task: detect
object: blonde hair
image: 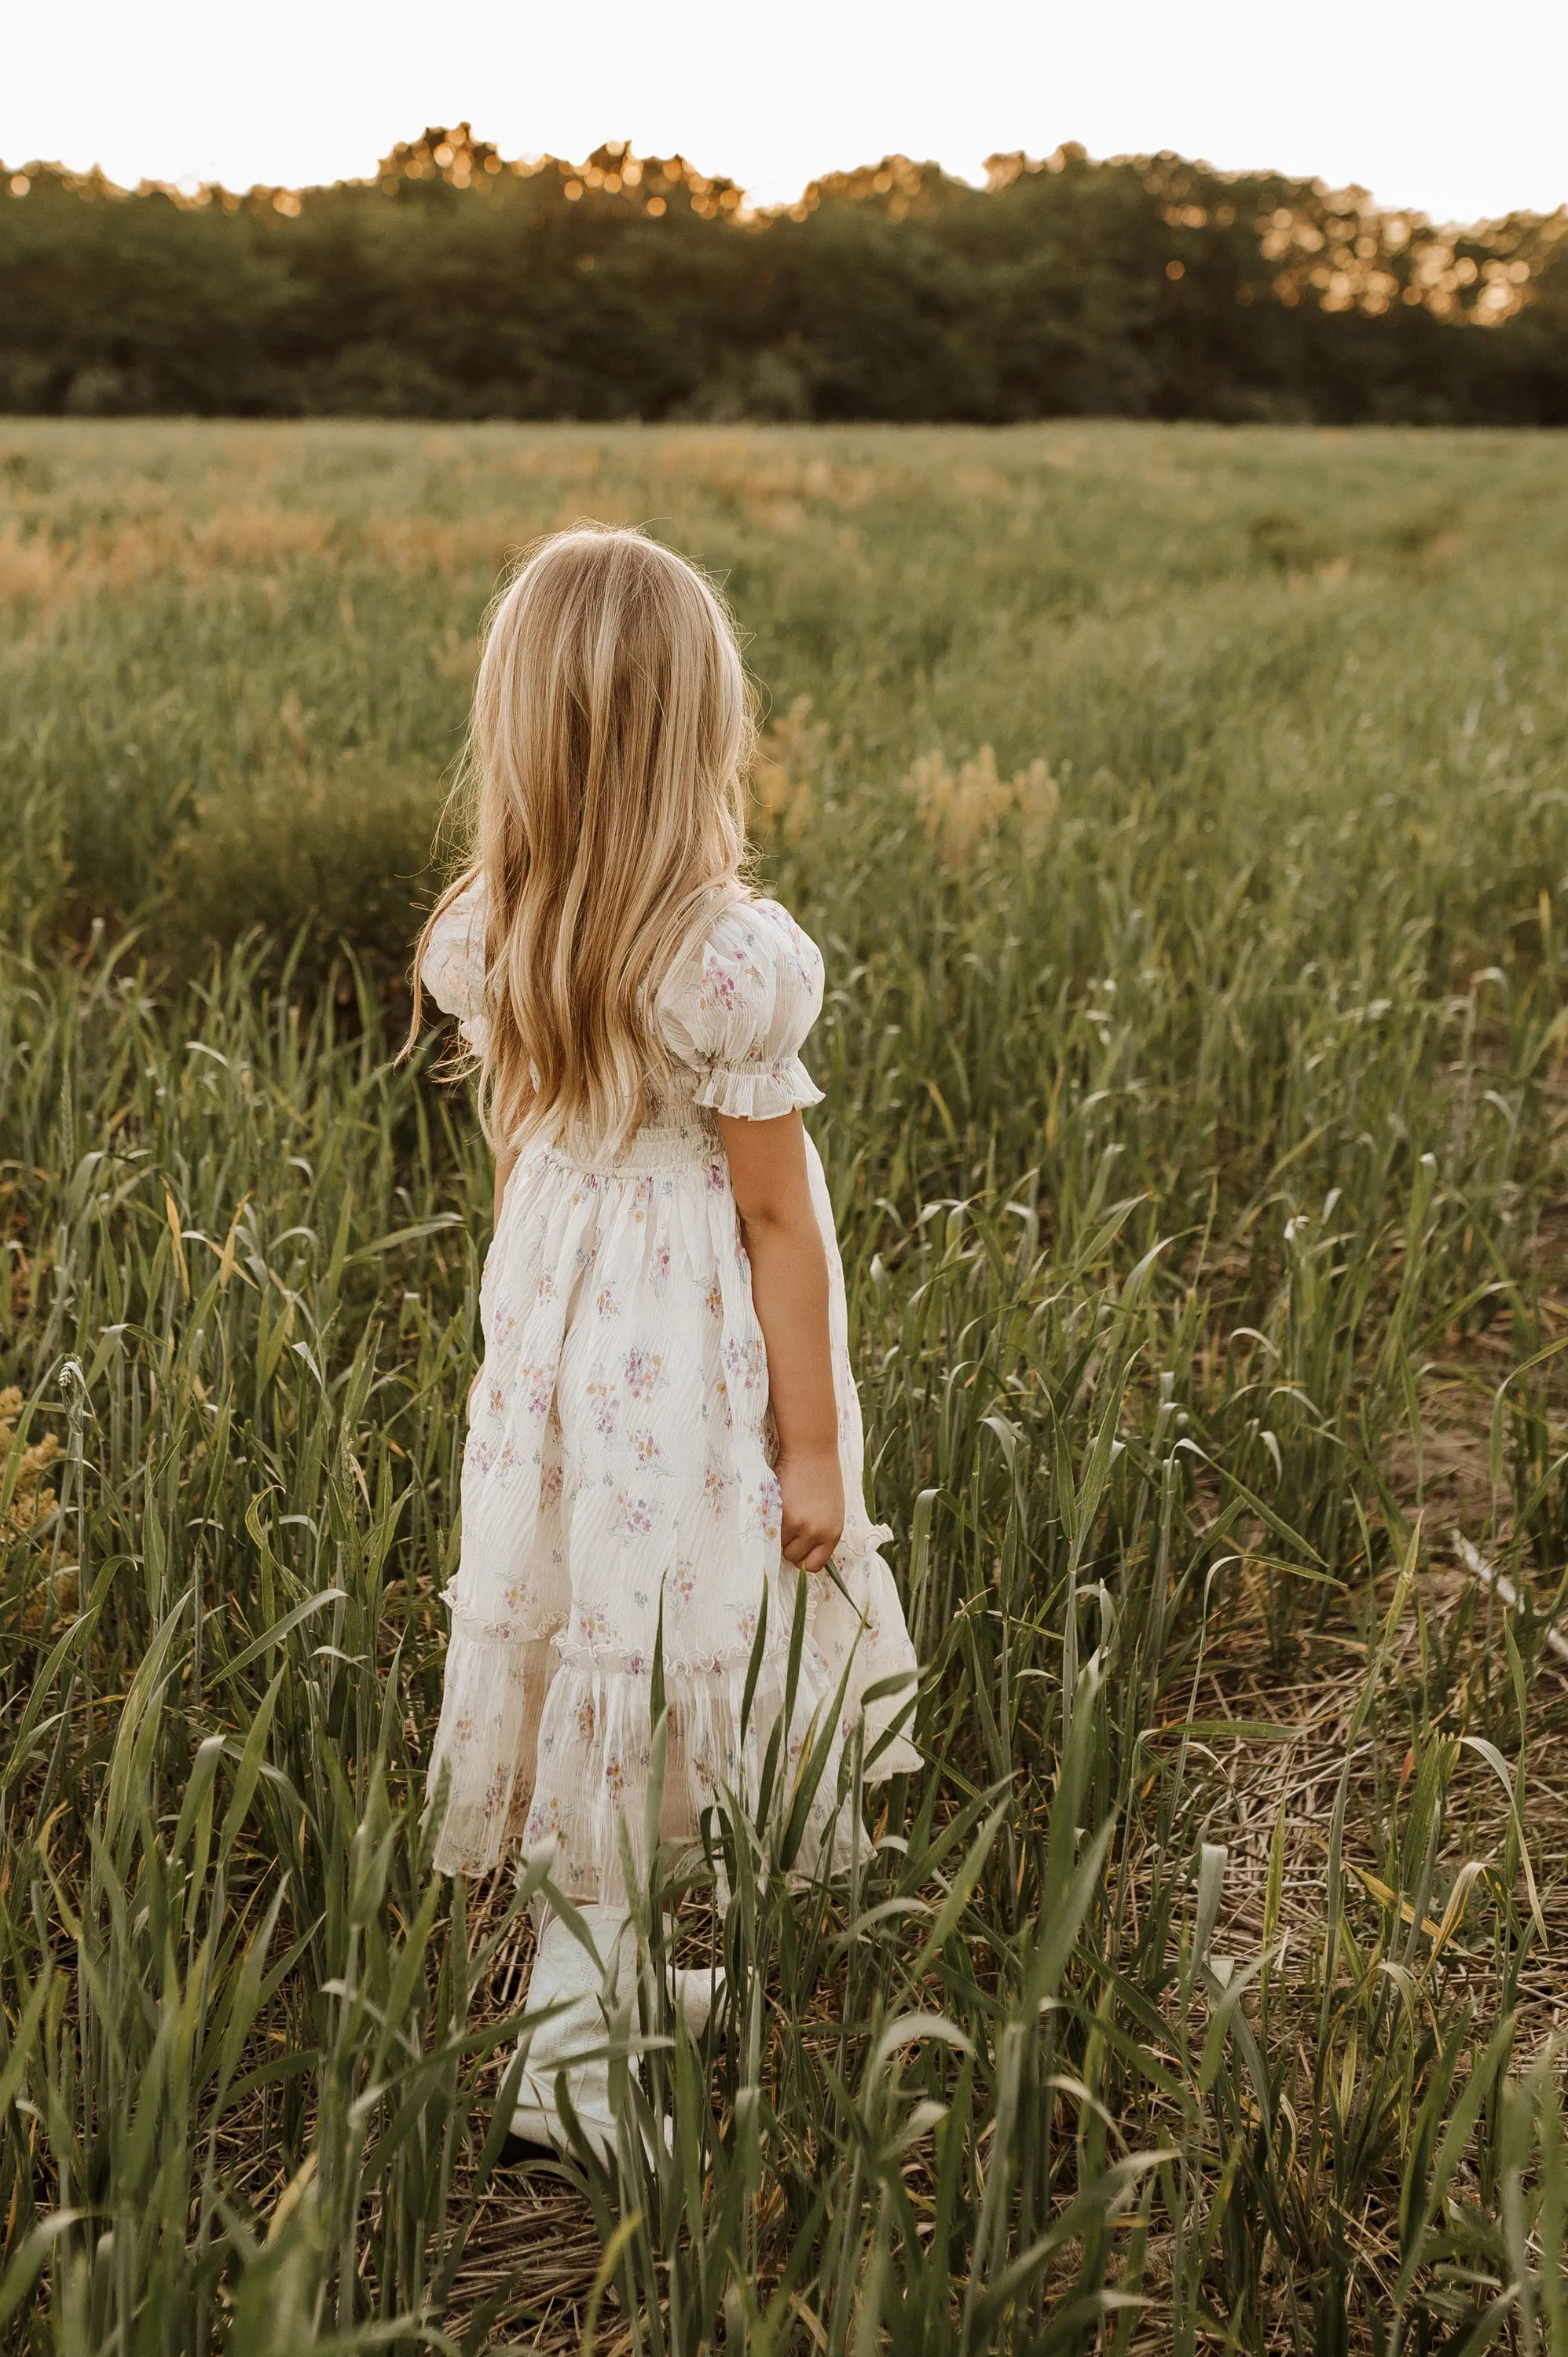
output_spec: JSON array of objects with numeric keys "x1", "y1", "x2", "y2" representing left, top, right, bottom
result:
[{"x1": 409, "y1": 525, "x2": 753, "y2": 1155}]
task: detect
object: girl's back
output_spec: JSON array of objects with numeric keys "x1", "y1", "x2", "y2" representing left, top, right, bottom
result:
[
  {"x1": 421, "y1": 878, "x2": 917, "y2": 1893},
  {"x1": 410, "y1": 523, "x2": 917, "y2": 2154}
]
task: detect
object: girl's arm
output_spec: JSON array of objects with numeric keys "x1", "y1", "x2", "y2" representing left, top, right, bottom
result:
[{"x1": 716, "y1": 1109, "x2": 844, "y2": 1575}]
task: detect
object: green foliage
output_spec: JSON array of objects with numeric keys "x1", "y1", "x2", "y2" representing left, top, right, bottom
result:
[
  {"x1": 159, "y1": 750, "x2": 446, "y2": 990},
  {"x1": 3, "y1": 420, "x2": 1568, "y2": 2347},
  {"x1": 1, "y1": 130, "x2": 1566, "y2": 424}
]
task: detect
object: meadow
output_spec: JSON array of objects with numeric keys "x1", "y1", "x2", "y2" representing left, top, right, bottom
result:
[{"x1": 3, "y1": 416, "x2": 1568, "y2": 2352}]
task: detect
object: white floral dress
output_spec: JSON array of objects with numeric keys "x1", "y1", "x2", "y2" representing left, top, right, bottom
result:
[{"x1": 421, "y1": 885, "x2": 920, "y2": 1897}]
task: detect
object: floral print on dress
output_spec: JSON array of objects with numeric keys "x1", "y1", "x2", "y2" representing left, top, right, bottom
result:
[
  {"x1": 526, "y1": 1794, "x2": 564, "y2": 1847},
  {"x1": 702, "y1": 1461, "x2": 730, "y2": 1512},
  {"x1": 725, "y1": 1335, "x2": 768, "y2": 1397},
  {"x1": 625, "y1": 1347, "x2": 665, "y2": 1401},
  {"x1": 419, "y1": 889, "x2": 921, "y2": 1891}
]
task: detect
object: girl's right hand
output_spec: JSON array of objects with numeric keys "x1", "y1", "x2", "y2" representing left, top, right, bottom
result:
[{"x1": 779, "y1": 1446, "x2": 844, "y2": 1576}]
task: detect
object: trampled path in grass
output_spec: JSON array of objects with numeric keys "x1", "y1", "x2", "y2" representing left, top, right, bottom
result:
[{"x1": 3, "y1": 421, "x2": 1568, "y2": 2350}]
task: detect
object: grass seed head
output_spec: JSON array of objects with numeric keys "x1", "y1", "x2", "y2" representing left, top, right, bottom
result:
[{"x1": 905, "y1": 743, "x2": 1060, "y2": 867}]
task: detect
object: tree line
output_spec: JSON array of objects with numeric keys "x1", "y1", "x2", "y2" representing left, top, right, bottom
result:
[{"x1": 2, "y1": 126, "x2": 1566, "y2": 424}]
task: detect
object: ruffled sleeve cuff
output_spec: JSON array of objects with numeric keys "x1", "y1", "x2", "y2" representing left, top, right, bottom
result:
[{"x1": 693, "y1": 1055, "x2": 824, "y2": 1120}]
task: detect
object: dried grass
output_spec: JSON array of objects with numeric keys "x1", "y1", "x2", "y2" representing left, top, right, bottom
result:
[
  {"x1": 904, "y1": 743, "x2": 1060, "y2": 867},
  {"x1": 0, "y1": 506, "x2": 331, "y2": 613}
]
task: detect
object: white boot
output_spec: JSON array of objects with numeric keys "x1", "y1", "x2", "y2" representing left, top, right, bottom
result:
[
  {"x1": 507, "y1": 1904, "x2": 630, "y2": 2162},
  {"x1": 670, "y1": 1959, "x2": 724, "y2": 2036},
  {"x1": 506, "y1": 1911, "x2": 724, "y2": 2160}
]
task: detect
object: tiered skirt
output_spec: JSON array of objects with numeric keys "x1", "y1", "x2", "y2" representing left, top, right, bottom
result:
[{"x1": 426, "y1": 1105, "x2": 919, "y2": 1897}]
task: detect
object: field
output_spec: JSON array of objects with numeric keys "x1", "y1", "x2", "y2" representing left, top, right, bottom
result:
[{"x1": 3, "y1": 418, "x2": 1568, "y2": 2352}]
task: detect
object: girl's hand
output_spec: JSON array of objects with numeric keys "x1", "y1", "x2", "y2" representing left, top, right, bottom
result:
[{"x1": 779, "y1": 1446, "x2": 844, "y2": 1576}]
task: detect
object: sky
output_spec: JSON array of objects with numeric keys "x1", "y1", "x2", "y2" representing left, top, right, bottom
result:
[{"x1": 4, "y1": 0, "x2": 1566, "y2": 228}]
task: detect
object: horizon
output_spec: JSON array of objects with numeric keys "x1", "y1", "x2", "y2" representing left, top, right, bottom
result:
[
  {"x1": 5, "y1": 0, "x2": 1566, "y2": 235},
  {"x1": 7, "y1": 126, "x2": 1566, "y2": 236}
]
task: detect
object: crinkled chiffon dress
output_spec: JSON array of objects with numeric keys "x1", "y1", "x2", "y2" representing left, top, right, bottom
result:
[{"x1": 421, "y1": 885, "x2": 920, "y2": 1899}]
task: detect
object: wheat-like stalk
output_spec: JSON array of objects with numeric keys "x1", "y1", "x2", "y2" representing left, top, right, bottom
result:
[{"x1": 3, "y1": 415, "x2": 1568, "y2": 2352}]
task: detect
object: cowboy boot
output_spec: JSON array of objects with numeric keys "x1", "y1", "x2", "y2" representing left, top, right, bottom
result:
[
  {"x1": 669, "y1": 1957, "x2": 725, "y2": 2035},
  {"x1": 504, "y1": 1903, "x2": 631, "y2": 2162}
]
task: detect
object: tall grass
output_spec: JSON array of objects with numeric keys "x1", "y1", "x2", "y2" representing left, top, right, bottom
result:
[{"x1": 3, "y1": 420, "x2": 1568, "y2": 2351}]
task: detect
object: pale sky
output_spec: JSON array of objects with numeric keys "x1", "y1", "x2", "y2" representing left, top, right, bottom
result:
[{"x1": 5, "y1": 0, "x2": 1566, "y2": 227}]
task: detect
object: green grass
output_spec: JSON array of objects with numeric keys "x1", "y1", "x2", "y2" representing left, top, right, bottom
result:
[{"x1": 3, "y1": 419, "x2": 1568, "y2": 2352}]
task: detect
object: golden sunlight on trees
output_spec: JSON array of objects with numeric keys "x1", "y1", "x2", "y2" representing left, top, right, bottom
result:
[{"x1": 0, "y1": 129, "x2": 1564, "y2": 422}]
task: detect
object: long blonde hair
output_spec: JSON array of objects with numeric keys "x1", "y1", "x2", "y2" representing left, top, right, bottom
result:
[{"x1": 409, "y1": 525, "x2": 753, "y2": 1155}]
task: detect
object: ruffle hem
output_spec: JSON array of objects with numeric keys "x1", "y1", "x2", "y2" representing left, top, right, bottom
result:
[{"x1": 427, "y1": 1554, "x2": 918, "y2": 1897}]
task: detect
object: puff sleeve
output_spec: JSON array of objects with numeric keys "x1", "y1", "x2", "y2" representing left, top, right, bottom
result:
[
  {"x1": 658, "y1": 896, "x2": 826, "y2": 1120},
  {"x1": 420, "y1": 878, "x2": 489, "y2": 1052}
]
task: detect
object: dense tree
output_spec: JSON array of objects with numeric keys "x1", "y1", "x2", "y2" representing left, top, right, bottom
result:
[{"x1": 2, "y1": 129, "x2": 1564, "y2": 423}]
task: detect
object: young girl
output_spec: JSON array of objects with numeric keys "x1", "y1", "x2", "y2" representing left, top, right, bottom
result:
[{"x1": 412, "y1": 525, "x2": 918, "y2": 2156}]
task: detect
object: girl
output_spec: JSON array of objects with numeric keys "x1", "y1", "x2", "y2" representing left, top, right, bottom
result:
[{"x1": 411, "y1": 525, "x2": 918, "y2": 2157}]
